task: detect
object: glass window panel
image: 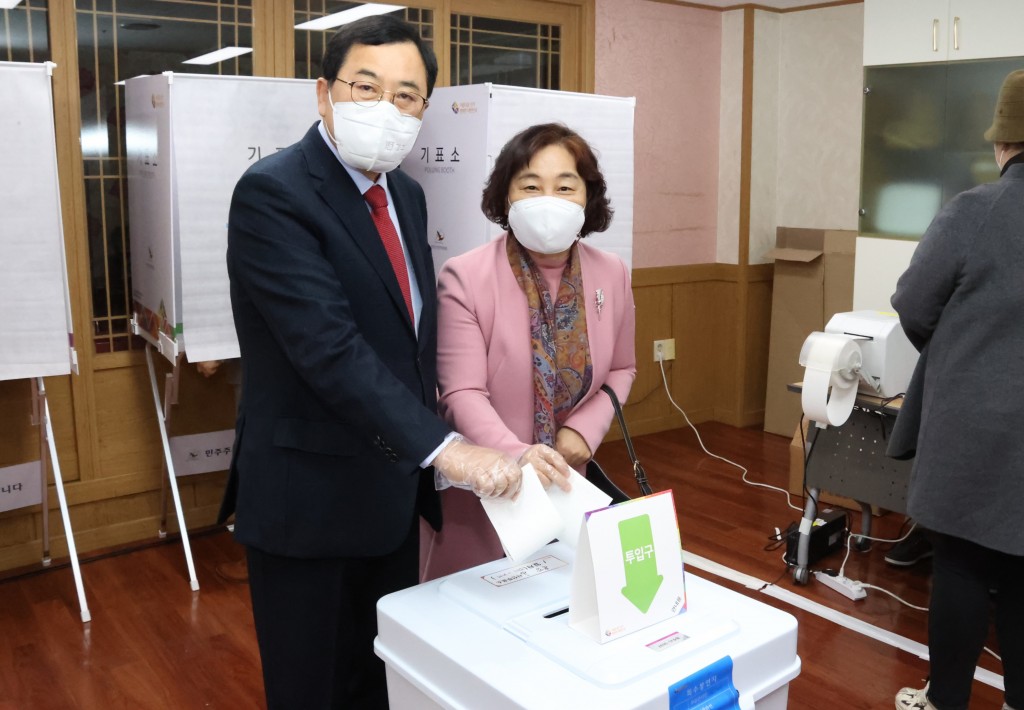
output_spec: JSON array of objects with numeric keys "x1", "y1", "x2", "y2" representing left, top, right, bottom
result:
[
  {"x1": 117, "y1": 0, "x2": 219, "y2": 22},
  {"x1": 449, "y1": 14, "x2": 559, "y2": 90},
  {"x1": 293, "y1": 2, "x2": 433, "y2": 80},
  {"x1": 941, "y1": 59, "x2": 1019, "y2": 200},
  {"x1": 0, "y1": 0, "x2": 51, "y2": 63},
  {"x1": 75, "y1": 0, "x2": 253, "y2": 353},
  {"x1": 103, "y1": 174, "x2": 129, "y2": 319},
  {"x1": 860, "y1": 64, "x2": 947, "y2": 240},
  {"x1": 83, "y1": 177, "x2": 109, "y2": 320},
  {"x1": 860, "y1": 58, "x2": 1019, "y2": 240}
]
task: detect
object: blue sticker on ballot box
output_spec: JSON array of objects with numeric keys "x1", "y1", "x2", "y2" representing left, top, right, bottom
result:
[{"x1": 668, "y1": 655, "x2": 740, "y2": 710}]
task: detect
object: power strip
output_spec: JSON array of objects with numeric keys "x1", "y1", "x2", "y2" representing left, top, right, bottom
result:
[{"x1": 814, "y1": 571, "x2": 866, "y2": 600}]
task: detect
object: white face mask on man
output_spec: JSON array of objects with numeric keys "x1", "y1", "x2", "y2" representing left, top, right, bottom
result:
[
  {"x1": 507, "y1": 196, "x2": 585, "y2": 254},
  {"x1": 327, "y1": 95, "x2": 422, "y2": 173}
]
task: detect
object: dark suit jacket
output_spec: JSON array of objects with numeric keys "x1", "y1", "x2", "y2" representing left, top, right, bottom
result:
[{"x1": 218, "y1": 123, "x2": 449, "y2": 559}]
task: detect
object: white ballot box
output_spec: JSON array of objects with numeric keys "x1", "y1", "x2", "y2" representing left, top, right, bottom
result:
[
  {"x1": 400, "y1": 84, "x2": 636, "y2": 275},
  {"x1": 375, "y1": 542, "x2": 800, "y2": 709}
]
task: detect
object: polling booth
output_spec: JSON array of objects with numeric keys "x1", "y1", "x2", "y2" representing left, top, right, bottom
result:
[
  {"x1": 400, "y1": 83, "x2": 636, "y2": 273},
  {"x1": 124, "y1": 72, "x2": 317, "y2": 589},
  {"x1": 376, "y1": 491, "x2": 800, "y2": 709},
  {"x1": 0, "y1": 61, "x2": 88, "y2": 622}
]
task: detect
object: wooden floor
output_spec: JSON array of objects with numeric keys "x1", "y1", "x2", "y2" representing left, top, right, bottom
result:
[{"x1": 0, "y1": 422, "x2": 1008, "y2": 709}]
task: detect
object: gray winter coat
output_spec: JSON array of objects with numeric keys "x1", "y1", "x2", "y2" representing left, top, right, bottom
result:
[{"x1": 887, "y1": 161, "x2": 1024, "y2": 556}]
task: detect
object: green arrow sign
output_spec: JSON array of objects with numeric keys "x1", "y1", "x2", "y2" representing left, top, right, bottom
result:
[{"x1": 619, "y1": 514, "x2": 663, "y2": 613}]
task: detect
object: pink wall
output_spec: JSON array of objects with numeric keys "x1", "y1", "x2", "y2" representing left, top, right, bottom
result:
[{"x1": 595, "y1": 0, "x2": 722, "y2": 267}]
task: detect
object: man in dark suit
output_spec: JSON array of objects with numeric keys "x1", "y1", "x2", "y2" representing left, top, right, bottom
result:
[{"x1": 220, "y1": 15, "x2": 522, "y2": 709}]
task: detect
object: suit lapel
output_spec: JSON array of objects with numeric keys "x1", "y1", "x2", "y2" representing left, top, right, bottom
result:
[{"x1": 300, "y1": 125, "x2": 415, "y2": 335}]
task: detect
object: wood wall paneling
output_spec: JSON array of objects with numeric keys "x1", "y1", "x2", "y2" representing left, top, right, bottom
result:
[
  {"x1": 0, "y1": 380, "x2": 36, "y2": 467},
  {"x1": 619, "y1": 263, "x2": 772, "y2": 440},
  {"x1": 742, "y1": 269, "x2": 773, "y2": 424}
]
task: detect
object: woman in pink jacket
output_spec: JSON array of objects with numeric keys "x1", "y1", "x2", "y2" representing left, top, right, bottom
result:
[{"x1": 420, "y1": 123, "x2": 637, "y2": 580}]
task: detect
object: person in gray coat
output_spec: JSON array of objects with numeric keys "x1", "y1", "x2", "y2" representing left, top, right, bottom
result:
[{"x1": 890, "y1": 69, "x2": 1024, "y2": 710}]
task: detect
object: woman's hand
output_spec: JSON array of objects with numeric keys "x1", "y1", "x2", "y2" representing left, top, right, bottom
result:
[
  {"x1": 555, "y1": 427, "x2": 592, "y2": 469},
  {"x1": 518, "y1": 444, "x2": 572, "y2": 492},
  {"x1": 196, "y1": 360, "x2": 222, "y2": 378}
]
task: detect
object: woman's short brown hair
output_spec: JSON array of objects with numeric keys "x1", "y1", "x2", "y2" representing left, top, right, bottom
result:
[{"x1": 481, "y1": 123, "x2": 613, "y2": 237}]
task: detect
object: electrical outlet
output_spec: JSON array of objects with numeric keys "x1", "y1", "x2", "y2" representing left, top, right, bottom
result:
[{"x1": 653, "y1": 339, "x2": 676, "y2": 362}]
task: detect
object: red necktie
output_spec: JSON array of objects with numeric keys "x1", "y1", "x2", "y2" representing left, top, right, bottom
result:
[{"x1": 364, "y1": 185, "x2": 415, "y2": 326}]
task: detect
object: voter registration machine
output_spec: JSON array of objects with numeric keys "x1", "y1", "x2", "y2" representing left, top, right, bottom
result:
[
  {"x1": 799, "y1": 310, "x2": 917, "y2": 429},
  {"x1": 375, "y1": 541, "x2": 801, "y2": 709},
  {"x1": 792, "y1": 311, "x2": 919, "y2": 584}
]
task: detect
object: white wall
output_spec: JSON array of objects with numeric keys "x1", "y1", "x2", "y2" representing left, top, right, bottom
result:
[
  {"x1": 716, "y1": 3, "x2": 866, "y2": 265},
  {"x1": 775, "y1": 3, "x2": 865, "y2": 235},
  {"x1": 853, "y1": 236, "x2": 919, "y2": 311}
]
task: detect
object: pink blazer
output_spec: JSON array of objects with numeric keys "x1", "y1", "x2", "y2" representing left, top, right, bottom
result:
[
  {"x1": 421, "y1": 234, "x2": 637, "y2": 581},
  {"x1": 437, "y1": 233, "x2": 637, "y2": 457}
]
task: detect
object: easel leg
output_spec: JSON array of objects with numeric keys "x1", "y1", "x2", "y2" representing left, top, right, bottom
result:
[
  {"x1": 145, "y1": 346, "x2": 199, "y2": 591},
  {"x1": 31, "y1": 383, "x2": 51, "y2": 567},
  {"x1": 37, "y1": 378, "x2": 91, "y2": 623},
  {"x1": 157, "y1": 364, "x2": 178, "y2": 539}
]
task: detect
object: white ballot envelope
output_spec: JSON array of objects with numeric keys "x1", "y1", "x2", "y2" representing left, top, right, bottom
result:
[
  {"x1": 481, "y1": 464, "x2": 613, "y2": 562},
  {"x1": 547, "y1": 468, "x2": 615, "y2": 548}
]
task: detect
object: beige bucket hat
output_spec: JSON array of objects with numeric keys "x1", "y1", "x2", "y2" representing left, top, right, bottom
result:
[{"x1": 984, "y1": 69, "x2": 1024, "y2": 143}]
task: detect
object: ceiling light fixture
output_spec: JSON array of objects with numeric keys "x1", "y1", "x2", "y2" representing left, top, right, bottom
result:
[
  {"x1": 120, "y1": 22, "x2": 161, "y2": 31},
  {"x1": 294, "y1": 3, "x2": 405, "y2": 32},
  {"x1": 182, "y1": 46, "x2": 253, "y2": 66}
]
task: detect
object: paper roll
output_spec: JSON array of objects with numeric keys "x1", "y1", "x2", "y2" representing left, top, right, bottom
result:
[{"x1": 799, "y1": 332, "x2": 862, "y2": 427}]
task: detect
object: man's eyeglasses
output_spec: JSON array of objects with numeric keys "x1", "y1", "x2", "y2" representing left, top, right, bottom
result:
[{"x1": 334, "y1": 78, "x2": 429, "y2": 115}]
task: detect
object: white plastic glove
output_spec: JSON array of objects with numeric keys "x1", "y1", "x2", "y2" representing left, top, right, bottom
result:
[
  {"x1": 433, "y1": 436, "x2": 522, "y2": 499},
  {"x1": 518, "y1": 444, "x2": 572, "y2": 492}
]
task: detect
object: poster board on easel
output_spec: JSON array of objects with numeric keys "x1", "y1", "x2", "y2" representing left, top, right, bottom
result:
[
  {"x1": 125, "y1": 73, "x2": 318, "y2": 589},
  {"x1": 0, "y1": 61, "x2": 88, "y2": 622},
  {"x1": 0, "y1": 61, "x2": 76, "y2": 381}
]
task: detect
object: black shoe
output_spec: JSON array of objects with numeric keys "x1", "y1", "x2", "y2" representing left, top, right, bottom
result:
[{"x1": 885, "y1": 528, "x2": 933, "y2": 567}]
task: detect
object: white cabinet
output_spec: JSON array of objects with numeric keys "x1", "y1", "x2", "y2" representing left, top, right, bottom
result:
[
  {"x1": 865, "y1": 0, "x2": 1024, "y2": 66},
  {"x1": 949, "y1": 0, "x2": 1024, "y2": 61},
  {"x1": 864, "y1": 0, "x2": 946, "y2": 66}
]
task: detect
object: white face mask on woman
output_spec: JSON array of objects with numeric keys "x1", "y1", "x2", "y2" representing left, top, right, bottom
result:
[
  {"x1": 328, "y1": 96, "x2": 421, "y2": 173},
  {"x1": 507, "y1": 196, "x2": 585, "y2": 254}
]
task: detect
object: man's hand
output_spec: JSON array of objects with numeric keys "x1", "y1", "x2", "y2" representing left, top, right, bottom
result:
[{"x1": 433, "y1": 437, "x2": 522, "y2": 499}]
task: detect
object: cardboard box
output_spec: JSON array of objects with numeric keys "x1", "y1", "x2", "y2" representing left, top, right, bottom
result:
[
  {"x1": 788, "y1": 421, "x2": 864, "y2": 511},
  {"x1": 763, "y1": 228, "x2": 857, "y2": 436}
]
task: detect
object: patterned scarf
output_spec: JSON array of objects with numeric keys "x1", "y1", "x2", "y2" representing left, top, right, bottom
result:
[{"x1": 506, "y1": 236, "x2": 593, "y2": 446}]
